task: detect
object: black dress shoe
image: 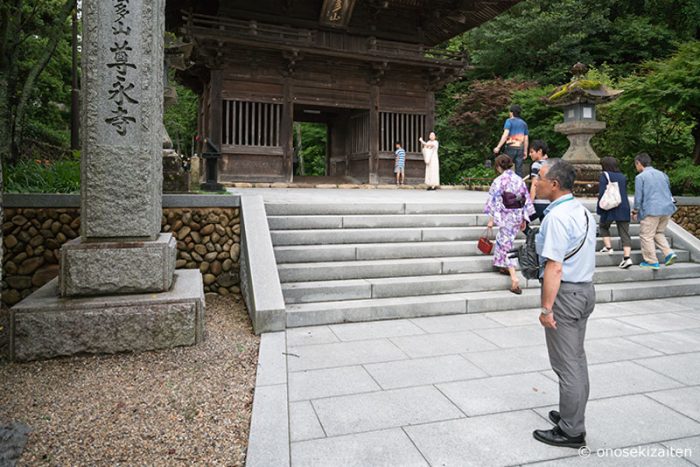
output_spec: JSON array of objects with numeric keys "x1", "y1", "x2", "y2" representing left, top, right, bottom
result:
[
  {"x1": 549, "y1": 410, "x2": 560, "y2": 425},
  {"x1": 533, "y1": 425, "x2": 586, "y2": 448}
]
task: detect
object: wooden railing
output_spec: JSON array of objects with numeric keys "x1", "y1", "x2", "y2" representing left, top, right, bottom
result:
[{"x1": 183, "y1": 12, "x2": 465, "y2": 65}]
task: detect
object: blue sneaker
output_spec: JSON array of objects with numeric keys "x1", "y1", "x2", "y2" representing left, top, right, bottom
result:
[
  {"x1": 639, "y1": 261, "x2": 660, "y2": 270},
  {"x1": 664, "y1": 252, "x2": 677, "y2": 266}
]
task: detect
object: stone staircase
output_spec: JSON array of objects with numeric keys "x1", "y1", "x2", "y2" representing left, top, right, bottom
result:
[{"x1": 266, "y1": 202, "x2": 700, "y2": 328}]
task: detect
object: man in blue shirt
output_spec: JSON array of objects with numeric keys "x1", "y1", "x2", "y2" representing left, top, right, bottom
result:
[
  {"x1": 494, "y1": 104, "x2": 529, "y2": 177},
  {"x1": 532, "y1": 159, "x2": 596, "y2": 449},
  {"x1": 632, "y1": 153, "x2": 677, "y2": 270}
]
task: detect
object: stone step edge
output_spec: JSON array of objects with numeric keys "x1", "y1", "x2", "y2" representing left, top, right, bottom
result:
[
  {"x1": 276, "y1": 249, "x2": 690, "y2": 271},
  {"x1": 281, "y1": 262, "x2": 700, "y2": 288},
  {"x1": 270, "y1": 225, "x2": 642, "y2": 235},
  {"x1": 273, "y1": 236, "x2": 671, "y2": 250},
  {"x1": 284, "y1": 278, "x2": 700, "y2": 327}
]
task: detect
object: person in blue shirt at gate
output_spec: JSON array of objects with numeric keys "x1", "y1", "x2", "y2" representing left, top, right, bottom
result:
[
  {"x1": 632, "y1": 153, "x2": 677, "y2": 270},
  {"x1": 532, "y1": 158, "x2": 597, "y2": 450},
  {"x1": 394, "y1": 141, "x2": 406, "y2": 186},
  {"x1": 493, "y1": 104, "x2": 529, "y2": 177},
  {"x1": 597, "y1": 156, "x2": 633, "y2": 269}
]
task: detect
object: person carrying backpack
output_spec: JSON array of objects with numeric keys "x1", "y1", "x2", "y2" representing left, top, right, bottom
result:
[{"x1": 531, "y1": 159, "x2": 596, "y2": 450}]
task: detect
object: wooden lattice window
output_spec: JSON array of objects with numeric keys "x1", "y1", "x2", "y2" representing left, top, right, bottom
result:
[
  {"x1": 222, "y1": 100, "x2": 282, "y2": 147},
  {"x1": 380, "y1": 112, "x2": 425, "y2": 153}
]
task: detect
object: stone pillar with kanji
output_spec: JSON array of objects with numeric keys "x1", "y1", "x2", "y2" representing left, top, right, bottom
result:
[{"x1": 9, "y1": 0, "x2": 204, "y2": 361}]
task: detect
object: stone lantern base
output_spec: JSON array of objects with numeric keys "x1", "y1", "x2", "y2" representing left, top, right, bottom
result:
[
  {"x1": 571, "y1": 162, "x2": 602, "y2": 196},
  {"x1": 555, "y1": 121, "x2": 604, "y2": 196}
]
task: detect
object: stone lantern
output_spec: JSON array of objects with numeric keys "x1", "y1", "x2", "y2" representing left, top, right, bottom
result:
[{"x1": 546, "y1": 63, "x2": 622, "y2": 194}]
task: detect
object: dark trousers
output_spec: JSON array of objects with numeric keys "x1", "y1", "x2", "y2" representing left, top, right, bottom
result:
[
  {"x1": 503, "y1": 145, "x2": 525, "y2": 177},
  {"x1": 545, "y1": 281, "x2": 596, "y2": 437}
]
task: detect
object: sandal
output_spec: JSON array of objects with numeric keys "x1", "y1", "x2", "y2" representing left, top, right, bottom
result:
[{"x1": 509, "y1": 286, "x2": 522, "y2": 295}]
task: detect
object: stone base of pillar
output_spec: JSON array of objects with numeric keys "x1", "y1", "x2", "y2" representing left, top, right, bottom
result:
[
  {"x1": 9, "y1": 270, "x2": 204, "y2": 361},
  {"x1": 59, "y1": 233, "x2": 176, "y2": 297}
]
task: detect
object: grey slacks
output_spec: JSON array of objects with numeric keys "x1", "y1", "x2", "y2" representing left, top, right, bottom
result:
[{"x1": 545, "y1": 281, "x2": 596, "y2": 437}]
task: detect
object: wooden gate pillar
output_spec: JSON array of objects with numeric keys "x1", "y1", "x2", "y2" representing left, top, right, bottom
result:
[
  {"x1": 368, "y1": 84, "x2": 380, "y2": 184},
  {"x1": 281, "y1": 79, "x2": 294, "y2": 182}
]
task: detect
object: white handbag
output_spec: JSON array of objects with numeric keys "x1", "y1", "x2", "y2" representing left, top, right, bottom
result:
[
  {"x1": 599, "y1": 172, "x2": 622, "y2": 210},
  {"x1": 422, "y1": 147, "x2": 432, "y2": 164}
]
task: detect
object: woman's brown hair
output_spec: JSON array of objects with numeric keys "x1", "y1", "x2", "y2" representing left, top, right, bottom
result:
[
  {"x1": 600, "y1": 156, "x2": 620, "y2": 173},
  {"x1": 495, "y1": 154, "x2": 514, "y2": 172}
]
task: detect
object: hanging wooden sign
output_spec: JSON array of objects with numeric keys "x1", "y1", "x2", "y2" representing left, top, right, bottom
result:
[{"x1": 319, "y1": 0, "x2": 357, "y2": 28}]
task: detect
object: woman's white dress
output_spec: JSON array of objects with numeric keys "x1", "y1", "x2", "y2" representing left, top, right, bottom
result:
[{"x1": 423, "y1": 140, "x2": 440, "y2": 187}]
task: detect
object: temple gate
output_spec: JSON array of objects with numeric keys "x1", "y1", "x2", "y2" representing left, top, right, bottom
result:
[{"x1": 166, "y1": 0, "x2": 519, "y2": 184}]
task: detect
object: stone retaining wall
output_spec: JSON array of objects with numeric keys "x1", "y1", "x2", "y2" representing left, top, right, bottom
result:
[
  {"x1": 673, "y1": 205, "x2": 700, "y2": 240},
  {"x1": 2, "y1": 207, "x2": 240, "y2": 306}
]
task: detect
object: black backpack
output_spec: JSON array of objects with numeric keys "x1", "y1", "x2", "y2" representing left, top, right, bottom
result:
[
  {"x1": 509, "y1": 211, "x2": 590, "y2": 281},
  {"x1": 509, "y1": 228, "x2": 540, "y2": 280}
]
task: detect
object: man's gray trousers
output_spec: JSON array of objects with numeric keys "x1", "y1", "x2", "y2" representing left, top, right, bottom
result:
[{"x1": 545, "y1": 281, "x2": 596, "y2": 437}]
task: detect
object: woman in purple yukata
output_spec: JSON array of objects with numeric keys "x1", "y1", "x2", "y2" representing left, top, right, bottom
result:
[{"x1": 484, "y1": 154, "x2": 535, "y2": 294}]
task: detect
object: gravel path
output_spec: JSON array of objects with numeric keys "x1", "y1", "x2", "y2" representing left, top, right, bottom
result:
[{"x1": 0, "y1": 295, "x2": 259, "y2": 466}]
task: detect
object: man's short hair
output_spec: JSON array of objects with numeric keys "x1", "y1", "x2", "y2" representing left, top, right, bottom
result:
[
  {"x1": 395, "y1": 141, "x2": 402, "y2": 146},
  {"x1": 635, "y1": 153, "x2": 652, "y2": 167},
  {"x1": 543, "y1": 158, "x2": 576, "y2": 191},
  {"x1": 531, "y1": 139, "x2": 548, "y2": 155},
  {"x1": 510, "y1": 104, "x2": 522, "y2": 117}
]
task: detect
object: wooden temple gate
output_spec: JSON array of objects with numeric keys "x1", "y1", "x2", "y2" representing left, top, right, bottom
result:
[{"x1": 167, "y1": 0, "x2": 519, "y2": 184}]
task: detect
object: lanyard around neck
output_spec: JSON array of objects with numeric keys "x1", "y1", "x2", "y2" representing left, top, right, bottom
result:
[{"x1": 548, "y1": 194, "x2": 574, "y2": 210}]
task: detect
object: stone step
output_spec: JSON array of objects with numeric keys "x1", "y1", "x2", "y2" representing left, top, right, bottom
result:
[
  {"x1": 281, "y1": 263, "x2": 700, "y2": 304},
  {"x1": 268, "y1": 213, "x2": 640, "y2": 233},
  {"x1": 265, "y1": 202, "x2": 486, "y2": 216},
  {"x1": 277, "y1": 250, "x2": 691, "y2": 282},
  {"x1": 267, "y1": 213, "x2": 487, "y2": 230},
  {"x1": 284, "y1": 278, "x2": 700, "y2": 327},
  {"x1": 270, "y1": 224, "x2": 642, "y2": 246},
  {"x1": 274, "y1": 236, "x2": 671, "y2": 263}
]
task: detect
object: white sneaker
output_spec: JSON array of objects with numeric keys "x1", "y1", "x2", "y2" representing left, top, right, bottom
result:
[
  {"x1": 600, "y1": 247, "x2": 614, "y2": 254},
  {"x1": 619, "y1": 258, "x2": 633, "y2": 269}
]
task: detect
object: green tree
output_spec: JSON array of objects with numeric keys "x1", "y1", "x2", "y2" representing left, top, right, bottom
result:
[
  {"x1": 164, "y1": 75, "x2": 199, "y2": 156},
  {"x1": 455, "y1": 0, "x2": 700, "y2": 84},
  {"x1": 294, "y1": 123, "x2": 327, "y2": 177},
  {"x1": 613, "y1": 41, "x2": 700, "y2": 165},
  {"x1": 0, "y1": 0, "x2": 76, "y2": 165}
]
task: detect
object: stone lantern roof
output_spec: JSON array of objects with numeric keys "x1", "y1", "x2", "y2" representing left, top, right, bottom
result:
[{"x1": 546, "y1": 62, "x2": 622, "y2": 107}]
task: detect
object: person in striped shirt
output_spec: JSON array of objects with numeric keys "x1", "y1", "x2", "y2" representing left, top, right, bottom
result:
[{"x1": 394, "y1": 141, "x2": 406, "y2": 185}]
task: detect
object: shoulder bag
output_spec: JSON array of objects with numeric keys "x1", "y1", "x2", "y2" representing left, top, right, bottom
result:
[{"x1": 599, "y1": 172, "x2": 622, "y2": 210}]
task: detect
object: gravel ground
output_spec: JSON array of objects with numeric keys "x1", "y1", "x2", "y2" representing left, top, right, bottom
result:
[{"x1": 0, "y1": 295, "x2": 260, "y2": 466}]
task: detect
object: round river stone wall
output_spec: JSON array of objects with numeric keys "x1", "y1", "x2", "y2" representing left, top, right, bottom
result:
[
  {"x1": 2, "y1": 207, "x2": 240, "y2": 306},
  {"x1": 673, "y1": 205, "x2": 700, "y2": 239}
]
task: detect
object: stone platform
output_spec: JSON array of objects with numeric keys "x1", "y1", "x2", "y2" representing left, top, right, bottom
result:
[
  {"x1": 248, "y1": 296, "x2": 700, "y2": 466},
  {"x1": 9, "y1": 270, "x2": 204, "y2": 361}
]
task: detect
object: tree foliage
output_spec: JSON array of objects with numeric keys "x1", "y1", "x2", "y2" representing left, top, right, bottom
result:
[
  {"x1": 294, "y1": 123, "x2": 327, "y2": 177},
  {"x1": 439, "y1": 0, "x2": 700, "y2": 191},
  {"x1": 0, "y1": 0, "x2": 76, "y2": 167},
  {"x1": 164, "y1": 73, "x2": 199, "y2": 156},
  {"x1": 455, "y1": 0, "x2": 699, "y2": 84}
]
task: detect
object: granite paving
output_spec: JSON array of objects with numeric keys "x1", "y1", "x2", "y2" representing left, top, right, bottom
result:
[{"x1": 251, "y1": 295, "x2": 700, "y2": 466}]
